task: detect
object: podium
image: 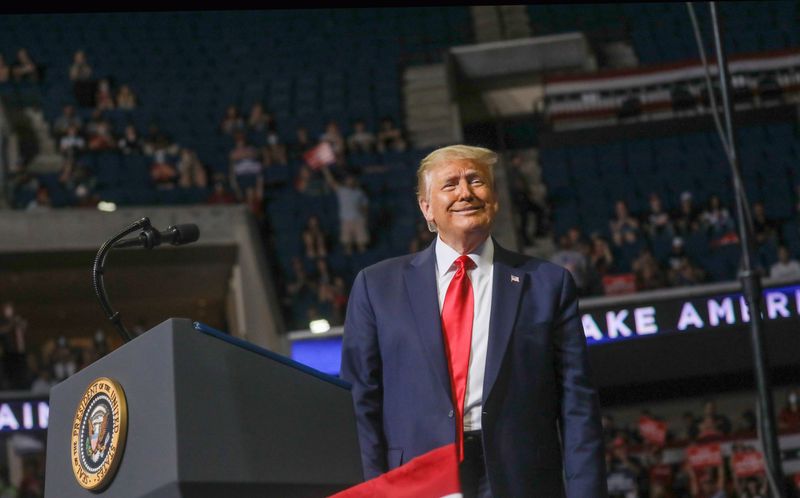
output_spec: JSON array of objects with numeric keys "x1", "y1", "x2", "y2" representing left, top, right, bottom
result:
[{"x1": 44, "y1": 318, "x2": 363, "y2": 497}]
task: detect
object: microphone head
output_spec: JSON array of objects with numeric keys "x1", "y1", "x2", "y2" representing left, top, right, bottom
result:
[{"x1": 169, "y1": 224, "x2": 200, "y2": 245}]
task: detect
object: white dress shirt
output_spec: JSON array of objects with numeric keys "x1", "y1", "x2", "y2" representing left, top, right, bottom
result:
[{"x1": 435, "y1": 236, "x2": 494, "y2": 431}]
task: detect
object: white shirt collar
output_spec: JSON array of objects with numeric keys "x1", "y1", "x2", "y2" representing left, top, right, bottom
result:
[{"x1": 435, "y1": 235, "x2": 494, "y2": 278}]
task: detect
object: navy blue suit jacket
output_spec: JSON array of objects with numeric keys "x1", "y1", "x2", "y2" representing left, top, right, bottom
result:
[{"x1": 340, "y1": 238, "x2": 607, "y2": 497}]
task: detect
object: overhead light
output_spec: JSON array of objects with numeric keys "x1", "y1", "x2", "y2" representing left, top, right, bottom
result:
[
  {"x1": 309, "y1": 319, "x2": 330, "y2": 334},
  {"x1": 97, "y1": 201, "x2": 117, "y2": 212}
]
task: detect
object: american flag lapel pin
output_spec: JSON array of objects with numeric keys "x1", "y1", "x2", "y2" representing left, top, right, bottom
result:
[{"x1": 510, "y1": 275, "x2": 520, "y2": 283}]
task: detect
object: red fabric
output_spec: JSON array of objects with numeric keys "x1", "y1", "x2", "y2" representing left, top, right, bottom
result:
[
  {"x1": 303, "y1": 141, "x2": 336, "y2": 170},
  {"x1": 793, "y1": 472, "x2": 800, "y2": 489},
  {"x1": 440, "y1": 255, "x2": 475, "y2": 461},
  {"x1": 732, "y1": 449, "x2": 765, "y2": 477},
  {"x1": 638, "y1": 416, "x2": 667, "y2": 446},
  {"x1": 328, "y1": 443, "x2": 461, "y2": 498}
]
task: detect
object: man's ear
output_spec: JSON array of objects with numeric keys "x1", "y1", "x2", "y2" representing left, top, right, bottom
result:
[{"x1": 418, "y1": 196, "x2": 434, "y2": 224}]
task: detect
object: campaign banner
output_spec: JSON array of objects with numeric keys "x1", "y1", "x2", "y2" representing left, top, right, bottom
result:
[
  {"x1": 580, "y1": 282, "x2": 800, "y2": 345},
  {"x1": 686, "y1": 443, "x2": 722, "y2": 470},
  {"x1": 304, "y1": 141, "x2": 336, "y2": 170},
  {"x1": 639, "y1": 415, "x2": 667, "y2": 446},
  {"x1": 732, "y1": 450, "x2": 766, "y2": 478}
]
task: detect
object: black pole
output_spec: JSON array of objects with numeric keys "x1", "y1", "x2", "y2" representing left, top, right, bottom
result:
[
  {"x1": 709, "y1": 3, "x2": 786, "y2": 495},
  {"x1": 92, "y1": 217, "x2": 152, "y2": 343}
]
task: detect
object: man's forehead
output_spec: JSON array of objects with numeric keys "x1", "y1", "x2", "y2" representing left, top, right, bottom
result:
[{"x1": 430, "y1": 158, "x2": 490, "y2": 177}]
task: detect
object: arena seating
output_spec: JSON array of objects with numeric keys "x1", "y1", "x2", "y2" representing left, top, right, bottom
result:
[{"x1": 529, "y1": 1, "x2": 798, "y2": 64}]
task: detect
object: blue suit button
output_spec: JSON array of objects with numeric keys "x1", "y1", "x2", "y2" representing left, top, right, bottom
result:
[{"x1": 448, "y1": 410, "x2": 454, "y2": 418}]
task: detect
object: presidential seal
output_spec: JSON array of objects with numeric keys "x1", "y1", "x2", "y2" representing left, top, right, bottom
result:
[{"x1": 71, "y1": 377, "x2": 128, "y2": 491}]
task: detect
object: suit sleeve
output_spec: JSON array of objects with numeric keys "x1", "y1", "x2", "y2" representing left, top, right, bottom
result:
[
  {"x1": 553, "y1": 269, "x2": 608, "y2": 498},
  {"x1": 340, "y1": 270, "x2": 387, "y2": 480}
]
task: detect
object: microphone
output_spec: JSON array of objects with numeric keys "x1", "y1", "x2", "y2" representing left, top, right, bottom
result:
[{"x1": 114, "y1": 224, "x2": 200, "y2": 249}]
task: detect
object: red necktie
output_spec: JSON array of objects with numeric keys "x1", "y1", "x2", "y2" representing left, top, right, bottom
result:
[{"x1": 441, "y1": 255, "x2": 475, "y2": 461}]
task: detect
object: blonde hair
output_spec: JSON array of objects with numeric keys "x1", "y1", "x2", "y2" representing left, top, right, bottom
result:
[{"x1": 416, "y1": 144, "x2": 497, "y2": 201}]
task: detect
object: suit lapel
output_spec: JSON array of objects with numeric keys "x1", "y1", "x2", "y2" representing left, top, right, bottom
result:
[
  {"x1": 483, "y1": 241, "x2": 526, "y2": 404},
  {"x1": 404, "y1": 240, "x2": 452, "y2": 399}
]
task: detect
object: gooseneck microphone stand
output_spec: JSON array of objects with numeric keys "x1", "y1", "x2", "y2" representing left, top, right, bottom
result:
[
  {"x1": 92, "y1": 217, "x2": 154, "y2": 343},
  {"x1": 687, "y1": 3, "x2": 787, "y2": 496}
]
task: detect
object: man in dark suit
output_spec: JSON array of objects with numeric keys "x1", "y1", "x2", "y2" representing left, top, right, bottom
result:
[{"x1": 340, "y1": 145, "x2": 607, "y2": 497}]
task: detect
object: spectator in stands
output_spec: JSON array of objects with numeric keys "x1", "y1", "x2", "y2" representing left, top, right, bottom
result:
[
  {"x1": 376, "y1": 116, "x2": 407, "y2": 153},
  {"x1": 347, "y1": 119, "x2": 376, "y2": 154},
  {"x1": 68, "y1": 49, "x2": 93, "y2": 81},
  {"x1": 53, "y1": 104, "x2": 83, "y2": 139},
  {"x1": 734, "y1": 474, "x2": 768, "y2": 498},
  {"x1": 701, "y1": 195, "x2": 736, "y2": 242},
  {"x1": 116, "y1": 84, "x2": 137, "y2": 110},
  {"x1": 551, "y1": 231, "x2": 589, "y2": 293},
  {"x1": 779, "y1": 388, "x2": 800, "y2": 432},
  {"x1": 260, "y1": 113, "x2": 286, "y2": 166},
  {"x1": 220, "y1": 104, "x2": 245, "y2": 135},
  {"x1": 94, "y1": 78, "x2": 115, "y2": 110},
  {"x1": 143, "y1": 123, "x2": 178, "y2": 157},
  {"x1": 59, "y1": 158, "x2": 96, "y2": 200},
  {"x1": 770, "y1": 245, "x2": 800, "y2": 279},
  {"x1": 320, "y1": 165, "x2": 369, "y2": 255},
  {"x1": 695, "y1": 400, "x2": 731, "y2": 440},
  {"x1": 59, "y1": 124, "x2": 86, "y2": 160},
  {"x1": 643, "y1": 445, "x2": 674, "y2": 498},
  {"x1": 632, "y1": 247, "x2": 666, "y2": 291},
  {"x1": 18, "y1": 460, "x2": 44, "y2": 498},
  {"x1": 289, "y1": 126, "x2": 313, "y2": 162},
  {"x1": 0, "y1": 54, "x2": 10, "y2": 83},
  {"x1": 150, "y1": 152, "x2": 178, "y2": 190},
  {"x1": 680, "y1": 411, "x2": 700, "y2": 441},
  {"x1": 302, "y1": 215, "x2": 328, "y2": 259},
  {"x1": 229, "y1": 132, "x2": 263, "y2": 211},
  {"x1": 50, "y1": 336, "x2": 78, "y2": 382},
  {"x1": 86, "y1": 113, "x2": 115, "y2": 151},
  {"x1": 330, "y1": 276, "x2": 348, "y2": 325},
  {"x1": 206, "y1": 174, "x2": 237, "y2": 204},
  {"x1": 118, "y1": 124, "x2": 143, "y2": 154},
  {"x1": 611, "y1": 200, "x2": 640, "y2": 244},
  {"x1": 247, "y1": 102, "x2": 269, "y2": 133},
  {"x1": 687, "y1": 462, "x2": 726, "y2": 498},
  {"x1": 674, "y1": 191, "x2": 702, "y2": 236},
  {"x1": 669, "y1": 254, "x2": 705, "y2": 287},
  {"x1": 285, "y1": 256, "x2": 313, "y2": 312},
  {"x1": 751, "y1": 201, "x2": 776, "y2": 245},
  {"x1": 733, "y1": 409, "x2": 756, "y2": 436},
  {"x1": 606, "y1": 436, "x2": 645, "y2": 498},
  {"x1": 320, "y1": 120, "x2": 346, "y2": 162},
  {"x1": 177, "y1": 148, "x2": 208, "y2": 189},
  {"x1": 590, "y1": 233, "x2": 615, "y2": 277},
  {"x1": 644, "y1": 192, "x2": 674, "y2": 238},
  {"x1": 30, "y1": 366, "x2": 55, "y2": 394},
  {"x1": 26, "y1": 187, "x2": 52, "y2": 211},
  {"x1": 145, "y1": 126, "x2": 181, "y2": 188},
  {"x1": 602, "y1": 413, "x2": 619, "y2": 445},
  {"x1": 11, "y1": 48, "x2": 39, "y2": 82},
  {"x1": 0, "y1": 302, "x2": 28, "y2": 389},
  {"x1": 508, "y1": 154, "x2": 547, "y2": 246}
]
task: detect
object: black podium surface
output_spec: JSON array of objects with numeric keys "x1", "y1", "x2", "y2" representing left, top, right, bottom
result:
[{"x1": 45, "y1": 318, "x2": 363, "y2": 497}]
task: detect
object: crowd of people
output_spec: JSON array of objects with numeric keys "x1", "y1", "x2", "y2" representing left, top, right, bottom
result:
[
  {"x1": 551, "y1": 191, "x2": 800, "y2": 297},
  {"x1": 0, "y1": 301, "x2": 112, "y2": 394},
  {"x1": 603, "y1": 395, "x2": 800, "y2": 497}
]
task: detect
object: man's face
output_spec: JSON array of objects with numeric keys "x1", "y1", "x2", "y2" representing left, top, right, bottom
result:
[{"x1": 419, "y1": 158, "x2": 498, "y2": 244}]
